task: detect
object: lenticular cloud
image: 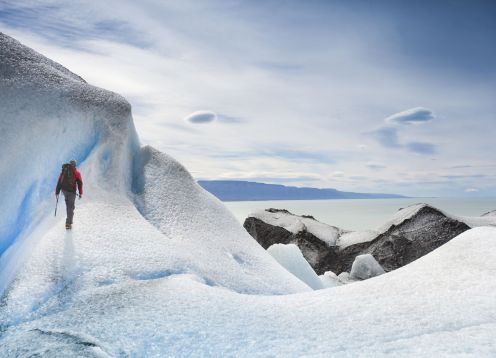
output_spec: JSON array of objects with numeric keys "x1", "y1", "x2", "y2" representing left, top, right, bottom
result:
[
  {"x1": 384, "y1": 107, "x2": 434, "y2": 125},
  {"x1": 184, "y1": 110, "x2": 217, "y2": 123}
]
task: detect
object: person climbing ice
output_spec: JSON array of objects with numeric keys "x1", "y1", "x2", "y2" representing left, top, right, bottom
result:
[{"x1": 55, "y1": 159, "x2": 83, "y2": 230}]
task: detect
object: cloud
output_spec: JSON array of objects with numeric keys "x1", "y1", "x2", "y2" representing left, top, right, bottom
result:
[
  {"x1": 267, "y1": 149, "x2": 335, "y2": 163},
  {"x1": 465, "y1": 188, "x2": 479, "y2": 192},
  {"x1": 330, "y1": 171, "x2": 345, "y2": 177},
  {"x1": 217, "y1": 114, "x2": 243, "y2": 124},
  {"x1": 441, "y1": 174, "x2": 487, "y2": 179},
  {"x1": 184, "y1": 111, "x2": 217, "y2": 124},
  {"x1": 369, "y1": 127, "x2": 401, "y2": 148},
  {"x1": 0, "y1": 2, "x2": 150, "y2": 49},
  {"x1": 384, "y1": 107, "x2": 434, "y2": 125},
  {"x1": 406, "y1": 142, "x2": 437, "y2": 155},
  {"x1": 370, "y1": 108, "x2": 436, "y2": 155},
  {"x1": 369, "y1": 127, "x2": 437, "y2": 155},
  {"x1": 366, "y1": 162, "x2": 386, "y2": 170},
  {"x1": 3, "y1": 1, "x2": 495, "y2": 197}
]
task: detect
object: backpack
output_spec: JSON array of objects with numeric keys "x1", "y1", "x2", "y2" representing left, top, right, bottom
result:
[{"x1": 60, "y1": 163, "x2": 75, "y2": 192}]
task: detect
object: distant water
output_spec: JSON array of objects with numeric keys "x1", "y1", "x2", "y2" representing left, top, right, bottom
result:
[{"x1": 224, "y1": 198, "x2": 496, "y2": 231}]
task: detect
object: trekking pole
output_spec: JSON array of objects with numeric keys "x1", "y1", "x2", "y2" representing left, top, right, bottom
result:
[{"x1": 55, "y1": 194, "x2": 59, "y2": 217}]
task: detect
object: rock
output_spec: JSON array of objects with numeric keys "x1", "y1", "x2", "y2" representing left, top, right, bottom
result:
[
  {"x1": 244, "y1": 204, "x2": 471, "y2": 277},
  {"x1": 352, "y1": 204, "x2": 471, "y2": 272},
  {"x1": 244, "y1": 216, "x2": 339, "y2": 275},
  {"x1": 350, "y1": 254, "x2": 385, "y2": 280},
  {"x1": 482, "y1": 210, "x2": 496, "y2": 217}
]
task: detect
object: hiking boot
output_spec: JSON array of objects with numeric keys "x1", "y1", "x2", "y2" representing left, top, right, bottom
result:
[{"x1": 65, "y1": 223, "x2": 72, "y2": 230}]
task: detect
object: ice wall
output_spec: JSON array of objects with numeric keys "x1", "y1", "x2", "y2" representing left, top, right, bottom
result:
[
  {"x1": 0, "y1": 32, "x2": 140, "y2": 256},
  {"x1": 0, "y1": 32, "x2": 308, "y2": 296}
]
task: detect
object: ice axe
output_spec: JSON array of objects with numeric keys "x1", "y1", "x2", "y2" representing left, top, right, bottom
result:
[{"x1": 55, "y1": 194, "x2": 59, "y2": 217}]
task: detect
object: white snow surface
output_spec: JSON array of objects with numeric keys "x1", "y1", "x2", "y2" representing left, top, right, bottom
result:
[
  {"x1": 454, "y1": 214, "x2": 496, "y2": 228},
  {"x1": 350, "y1": 254, "x2": 386, "y2": 280},
  {"x1": 267, "y1": 244, "x2": 323, "y2": 290},
  {"x1": 378, "y1": 203, "x2": 496, "y2": 232},
  {"x1": 2, "y1": 33, "x2": 496, "y2": 356},
  {"x1": 249, "y1": 209, "x2": 344, "y2": 246},
  {"x1": 482, "y1": 210, "x2": 496, "y2": 217},
  {"x1": 337, "y1": 229, "x2": 378, "y2": 249},
  {"x1": 2, "y1": 225, "x2": 496, "y2": 356},
  {"x1": 375, "y1": 203, "x2": 428, "y2": 234}
]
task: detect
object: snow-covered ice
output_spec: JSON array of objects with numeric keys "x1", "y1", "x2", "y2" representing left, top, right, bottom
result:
[
  {"x1": 249, "y1": 209, "x2": 344, "y2": 246},
  {"x1": 319, "y1": 271, "x2": 342, "y2": 288},
  {"x1": 3, "y1": 225, "x2": 496, "y2": 356},
  {"x1": 2, "y1": 32, "x2": 496, "y2": 357}
]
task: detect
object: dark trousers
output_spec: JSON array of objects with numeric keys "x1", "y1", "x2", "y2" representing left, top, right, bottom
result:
[{"x1": 62, "y1": 190, "x2": 77, "y2": 224}]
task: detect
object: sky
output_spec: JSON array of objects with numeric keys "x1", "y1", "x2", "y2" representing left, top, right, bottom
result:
[{"x1": 1, "y1": 0, "x2": 495, "y2": 197}]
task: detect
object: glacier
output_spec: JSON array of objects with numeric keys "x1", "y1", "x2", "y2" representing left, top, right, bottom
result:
[{"x1": 1, "y1": 32, "x2": 496, "y2": 356}]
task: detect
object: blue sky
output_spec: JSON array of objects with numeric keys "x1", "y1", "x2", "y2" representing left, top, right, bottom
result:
[{"x1": 1, "y1": 0, "x2": 495, "y2": 197}]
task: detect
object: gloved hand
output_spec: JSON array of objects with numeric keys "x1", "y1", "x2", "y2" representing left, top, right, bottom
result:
[{"x1": 78, "y1": 194, "x2": 82, "y2": 199}]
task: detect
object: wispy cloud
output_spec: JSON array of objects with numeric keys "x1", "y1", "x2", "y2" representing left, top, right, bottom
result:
[
  {"x1": 217, "y1": 114, "x2": 243, "y2": 124},
  {"x1": 406, "y1": 142, "x2": 437, "y2": 155},
  {"x1": 2, "y1": 1, "x2": 495, "y2": 196},
  {"x1": 370, "y1": 127, "x2": 401, "y2": 148},
  {"x1": 0, "y1": 2, "x2": 150, "y2": 48},
  {"x1": 366, "y1": 162, "x2": 387, "y2": 170},
  {"x1": 369, "y1": 107, "x2": 437, "y2": 156}
]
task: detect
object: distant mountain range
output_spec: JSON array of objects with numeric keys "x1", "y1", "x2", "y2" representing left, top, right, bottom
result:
[{"x1": 198, "y1": 180, "x2": 407, "y2": 201}]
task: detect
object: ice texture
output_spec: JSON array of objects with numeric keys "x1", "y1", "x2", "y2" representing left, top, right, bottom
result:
[
  {"x1": 4, "y1": 227, "x2": 494, "y2": 356},
  {"x1": 350, "y1": 254, "x2": 385, "y2": 280},
  {"x1": 267, "y1": 244, "x2": 323, "y2": 290}
]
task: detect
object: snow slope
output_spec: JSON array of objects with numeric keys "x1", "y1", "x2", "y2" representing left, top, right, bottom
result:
[{"x1": 1, "y1": 227, "x2": 495, "y2": 356}]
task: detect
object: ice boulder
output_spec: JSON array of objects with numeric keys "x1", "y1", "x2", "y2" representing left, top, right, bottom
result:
[
  {"x1": 337, "y1": 271, "x2": 354, "y2": 284},
  {"x1": 267, "y1": 244, "x2": 323, "y2": 290},
  {"x1": 319, "y1": 271, "x2": 342, "y2": 288},
  {"x1": 350, "y1": 254, "x2": 385, "y2": 280}
]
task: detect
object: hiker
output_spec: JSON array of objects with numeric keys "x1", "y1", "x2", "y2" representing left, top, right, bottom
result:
[{"x1": 55, "y1": 159, "x2": 83, "y2": 230}]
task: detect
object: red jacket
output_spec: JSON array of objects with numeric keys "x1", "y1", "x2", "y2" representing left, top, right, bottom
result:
[{"x1": 56, "y1": 167, "x2": 83, "y2": 196}]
